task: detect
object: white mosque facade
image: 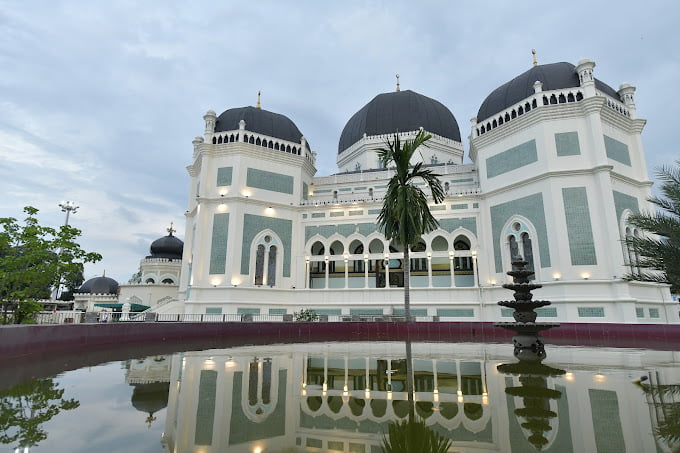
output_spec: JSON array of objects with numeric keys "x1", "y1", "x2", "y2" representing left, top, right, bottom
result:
[{"x1": 178, "y1": 57, "x2": 677, "y2": 324}]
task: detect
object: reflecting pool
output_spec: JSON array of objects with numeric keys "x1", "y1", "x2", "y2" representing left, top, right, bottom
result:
[{"x1": 2, "y1": 340, "x2": 680, "y2": 452}]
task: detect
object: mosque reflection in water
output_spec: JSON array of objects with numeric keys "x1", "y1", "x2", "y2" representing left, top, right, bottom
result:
[{"x1": 156, "y1": 341, "x2": 680, "y2": 453}]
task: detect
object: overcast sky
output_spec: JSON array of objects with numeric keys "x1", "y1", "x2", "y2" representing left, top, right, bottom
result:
[{"x1": 1, "y1": 1, "x2": 678, "y2": 284}]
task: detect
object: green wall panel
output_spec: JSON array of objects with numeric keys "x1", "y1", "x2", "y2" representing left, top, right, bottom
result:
[
  {"x1": 241, "y1": 214, "x2": 292, "y2": 276},
  {"x1": 305, "y1": 223, "x2": 378, "y2": 243},
  {"x1": 562, "y1": 187, "x2": 597, "y2": 265},
  {"x1": 229, "y1": 370, "x2": 287, "y2": 444},
  {"x1": 490, "y1": 193, "x2": 551, "y2": 272},
  {"x1": 195, "y1": 370, "x2": 217, "y2": 446},
  {"x1": 589, "y1": 389, "x2": 625, "y2": 453},
  {"x1": 349, "y1": 210, "x2": 364, "y2": 216},
  {"x1": 246, "y1": 168, "x2": 294, "y2": 194},
  {"x1": 302, "y1": 182, "x2": 308, "y2": 200},
  {"x1": 217, "y1": 166, "x2": 233, "y2": 186},
  {"x1": 486, "y1": 139, "x2": 537, "y2": 178},
  {"x1": 368, "y1": 209, "x2": 381, "y2": 215},
  {"x1": 209, "y1": 213, "x2": 229, "y2": 274},
  {"x1": 439, "y1": 217, "x2": 477, "y2": 236},
  {"x1": 613, "y1": 190, "x2": 639, "y2": 221},
  {"x1": 450, "y1": 203, "x2": 467, "y2": 210},
  {"x1": 311, "y1": 212, "x2": 325, "y2": 218},
  {"x1": 578, "y1": 307, "x2": 605, "y2": 317},
  {"x1": 330, "y1": 211, "x2": 344, "y2": 217},
  {"x1": 555, "y1": 132, "x2": 581, "y2": 156},
  {"x1": 604, "y1": 136, "x2": 631, "y2": 166}
]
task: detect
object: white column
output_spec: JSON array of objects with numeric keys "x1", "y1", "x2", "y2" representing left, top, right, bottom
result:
[
  {"x1": 384, "y1": 253, "x2": 390, "y2": 288},
  {"x1": 304, "y1": 257, "x2": 310, "y2": 289},
  {"x1": 324, "y1": 256, "x2": 329, "y2": 289},
  {"x1": 344, "y1": 255, "x2": 349, "y2": 289},
  {"x1": 449, "y1": 251, "x2": 456, "y2": 288},
  {"x1": 364, "y1": 255, "x2": 369, "y2": 288}
]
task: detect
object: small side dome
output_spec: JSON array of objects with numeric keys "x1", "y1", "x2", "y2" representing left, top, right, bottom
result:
[
  {"x1": 339, "y1": 89, "x2": 461, "y2": 154},
  {"x1": 476, "y1": 61, "x2": 619, "y2": 122},
  {"x1": 77, "y1": 275, "x2": 119, "y2": 295},
  {"x1": 214, "y1": 106, "x2": 310, "y2": 150},
  {"x1": 148, "y1": 229, "x2": 184, "y2": 260}
]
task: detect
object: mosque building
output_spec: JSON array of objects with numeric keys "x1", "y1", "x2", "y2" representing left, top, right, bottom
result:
[{"x1": 178, "y1": 56, "x2": 677, "y2": 323}]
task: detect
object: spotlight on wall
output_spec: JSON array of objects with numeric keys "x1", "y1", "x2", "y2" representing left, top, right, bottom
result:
[
  {"x1": 553, "y1": 272, "x2": 561, "y2": 281},
  {"x1": 581, "y1": 272, "x2": 590, "y2": 280}
]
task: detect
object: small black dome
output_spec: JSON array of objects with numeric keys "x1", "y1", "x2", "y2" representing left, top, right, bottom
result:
[
  {"x1": 477, "y1": 62, "x2": 620, "y2": 122},
  {"x1": 338, "y1": 90, "x2": 461, "y2": 154},
  {"x1": 131, "y1": 382, "x2": 170, "y2": 415},
  {"x1": 215, "y1": 106, "x2": 309, "y2": 149},
  {"x1": 77, "y1": 275, "x2": 119, "y2": 295},
  {"x1": 148, "y1": 233, "x2": 184, "y2": 260}
]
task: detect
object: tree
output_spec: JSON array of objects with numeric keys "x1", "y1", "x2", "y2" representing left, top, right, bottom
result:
[
  {"x1": 381, "y1": 418, "x2": 453, "y2": 453},
  {"x1": 0, "y1": 206, "x2": 102, "y2": 323},
  {"x1": 624, "y1": 160, "x2": 680, "y2": 293},
  {"x1": 376, "y1": 131, "x2": 445, "y2": 319},
  {"x1": 0, "y1": 377, "x2": 79, "y2": 449}
]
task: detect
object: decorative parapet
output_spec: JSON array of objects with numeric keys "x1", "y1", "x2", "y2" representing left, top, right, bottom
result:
[
  {"x1": 473, "y1": 88, "x2": 630, "y2": 138},
  {"x1": 208, "y1": 129, "x2": 315, "y2": 164}
]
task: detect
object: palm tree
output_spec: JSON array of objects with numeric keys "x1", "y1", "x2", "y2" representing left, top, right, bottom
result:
[
  {"x1": 624, "y1": 160, "x2": 680, "y2": 293},
  {"x1": 376, "y1": 130, "x2": 445, "y2": 320}
]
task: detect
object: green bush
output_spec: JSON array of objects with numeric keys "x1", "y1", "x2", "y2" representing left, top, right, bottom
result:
[{"x1": 293, "y1": 308, "x2": 319, "y2": 322}]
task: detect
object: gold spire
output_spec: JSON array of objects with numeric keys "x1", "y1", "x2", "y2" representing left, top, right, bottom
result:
[
  {"x1": 396, "y1": 74, "x2": 400, "y2": 92},
  {"x1": 256, "y1": 90, "x2": 261, "y2": 109},
  {"x1": 532, "y1": 49, "x2": 537, "y2": 67},
  {"x1": 167, "y1": 222, "x2": 176, "y2": 236}
]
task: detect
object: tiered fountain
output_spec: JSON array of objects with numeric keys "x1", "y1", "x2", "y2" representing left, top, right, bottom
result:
[{"x1": 495, "y1": 257, "x2": 565, "y2": 451}]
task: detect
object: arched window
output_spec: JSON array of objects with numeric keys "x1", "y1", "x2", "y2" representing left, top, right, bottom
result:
[
  {"x1": 368, "y1": 188, "x2": 374, "y2": 198},
  {"x1": 253, "y1": 234, "x2": 280, "y2": 287},
  {"x1": 453, "y1": 236, "x2": 472, "y2": 272},
  {"x1": 504, "y1": 220, "x2": 536, "y2": 278},
  {"x1": 350, "y1": 240, "x2": 364, "y2": 273},
  {"x1": 145, "y1": 278, "x2": 155, "y2": 284},
  {"x1": 444, "y1": 182, "x2": 450, "y2": 194},
  {"x1": 161, "y1": 278, "x2": 174, "y2": 284},
  {"x1": 410, "y1": 241, "x2": 427, "y2": 272}
]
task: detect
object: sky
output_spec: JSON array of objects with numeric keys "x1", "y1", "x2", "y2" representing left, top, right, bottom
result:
[{"x1": 1, "y1": 1, "x2": 678, "y2": 284}]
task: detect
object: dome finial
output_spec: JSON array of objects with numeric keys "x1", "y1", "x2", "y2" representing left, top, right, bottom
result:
[
  {"x1": 395, "y1": 74, "x2": 400, "y2": 92},
  {"x1": 256, "y1": 90, "x2": 261, "y2": 109},
  {"x1": 102, "y1": 270, "x2": 106, "y2": 277},
  {"x1": 531, "y1": 49, "x2": 537, "y2": 67},
  {"x1": 167, "y1": 222, "x2": 176, "y2": 236}
]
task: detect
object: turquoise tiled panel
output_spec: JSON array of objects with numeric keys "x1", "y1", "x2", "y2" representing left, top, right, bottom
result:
[
  {"x1": 350, "y1": 309, "x2": 383, "y2": 315},
  {"x1": 205, "y1": 307, "x2": 222, "y2": 314},
  {"x1": 302, "y1": 182, "x2": 308, "y2": 200},
  {"x1": 437, "y1": 308, "x2": 474, "y2": 317},
  {"x1": 375, "y1": 185, "x2": 387, "y2": 188},
  {"x1": 394, "y1": 308, "x2": 428, "y2": 316},
  {"x1": 486, "y1": 139, "x2": 537, "y2": 178},
  {"x1": 451, "y1": 178, "x2": 474, "y2": 183},
  {"x1": 578, "y1": 307, "x2": 605, "y2": 317},
  {"x1": 314, "y1": 189, "x2": 332, "y2": 194},
  {"x1": 450, "y1": 204, "x2": 467, "y2": 210},
  {"x1": 490, "y1": 193, "x2": 550, "y2": 272},
  {"x1": 302, "y1": 214, "x2": 307, "y2": 219},
  {"x1": 636, "y1": 307, "x2": 644, "y2": 318},
  {"x1": 354, "y1": 186, "x2": 367, "y2": 190},
  {"x1": 230, "y1": 371, "x2": 286, "y2": 443},
  {"x1": 555, "y1": 132, "x2": 581, "y2": 156},
  {"x1": 613, "y1": 191, "x2": 639, "y2": 220},
  {"x1": 330, "y1": 211, "x2": 344, "y2": 217},
  {"x1": 649, "y1": 308, "x2": 660, "y2": 318},
  {"x1": 349, "y1": 443, "x2": 366, "y2": 453},
  {"x1": 501, "y1": 308, "x2": 514, "y2": 317},
  {"x1": 536, "y1": 307, "x2": 558, "y2": 317},
  {"x1": 246, "y1": 168, "x2": 294, "y2": 194},
  {"x1": 306, "y1": 439, "x2": 322, "y2": 448},
  {"x1": 311, "y1": 212, "x2": 325, "y2": 218},
  {"x1": 269, "y1": 308, "x2": 287, "y2": 315},
  {"x1": 305, "y1": 223, "x2": 377, "y2": 242},
  {"x1": 439, "y1": 217, "x2": 477, "y2": 236},
  {"x1": 338, "y1": 224, "x2": 355, "y2": 236},
  {"x1": 339, "y1": 188, "x2": 352, "y2": 192},
  {"x1": 195, "y1": 370, "x2": 217, "y2": 445},
  {"x1": 589, "y1": 389, "x2": 626, "y2": 453},
  {"x1": 328, "y1": 441, "x2": 344, "y2": 451},
  {"x1": 237, "y1": 308, "x2": 261, "y2": 315},
  {"x1": 209, "y1": 213, "x2": 229, "y2": 274},
  {"x1": 349, "y1": 210, "x2": 363, "y2": 216},
  {"x1": 604, "y1": 136, "x2": 631, "y2": 166},
  {"x1": 472, "y1": 203, "x2": 479, "y2": 208},
  {"x1": 241, "y1": 214, "x2": 292, "y2": 277},
  {"x1": 562, "y1": 187, "x2": 597, "y2": 265},
  {"x1": 313, "y1": 309, "x2": 342, "y2": 315},
  {"x1": 217, "y1": 167, "x2": 233, "y2": 186},
  {"x1": 368, "y1": 209, "x2": 381, "y2": 215},
  {"x1": 430, "y1": 205, "x2": 445, "y2": 211}
]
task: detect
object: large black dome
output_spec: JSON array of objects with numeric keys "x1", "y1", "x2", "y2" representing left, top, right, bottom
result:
[
  {"x1": 477, "y1": 62, "x2": 620, "y2": 122},
  {"x1": 215, "y1": 106, "x2": 309, "y2": 149},
  {"x1": 77, "y1": 275, "x2": 119, "y2": 295},
  {"x1": 338, "y1": 90, "x2": 461, "y2": 154},
  {"x1": 148, "y1": 233, "x2": 184, "y2": 260}
]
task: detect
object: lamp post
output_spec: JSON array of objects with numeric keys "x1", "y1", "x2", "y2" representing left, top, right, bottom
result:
[
  {"x1": 53, "y1": 201, "x2": 79, "y2": 303},
  {"x1": 59, "y1": 200, "x2": 79, "y2": 226}
]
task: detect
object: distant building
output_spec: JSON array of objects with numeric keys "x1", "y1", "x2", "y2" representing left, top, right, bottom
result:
[
  {"x1": 177, "y1": 57, "x2": 676, "y2": 323},
  {"x1": 74, "y1": 227, "x2": 183, "y2": 313}
]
